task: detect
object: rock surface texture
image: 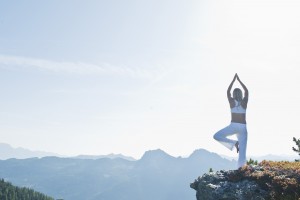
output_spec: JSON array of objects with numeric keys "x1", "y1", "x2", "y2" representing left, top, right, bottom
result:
[
  {"x1": 190, "y1": 161, "x2": 300, "y2": 200},
  {"x1": 190, "y1": 169, "x2": 268, "y2": 200}
]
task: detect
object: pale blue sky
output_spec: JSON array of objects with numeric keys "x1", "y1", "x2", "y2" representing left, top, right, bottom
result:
[{"x1": 1, "y1": 0, "x2": 300, "y2": 159}]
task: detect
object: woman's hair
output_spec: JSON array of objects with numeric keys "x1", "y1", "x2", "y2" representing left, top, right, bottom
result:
[{"x1": 233, "y1": 88, "x2": 243, "y2": 102}]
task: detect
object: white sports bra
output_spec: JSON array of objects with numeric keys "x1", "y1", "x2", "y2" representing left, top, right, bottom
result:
[{"x1": 231, "y1": 100, "x2": 246, "y2": 114}]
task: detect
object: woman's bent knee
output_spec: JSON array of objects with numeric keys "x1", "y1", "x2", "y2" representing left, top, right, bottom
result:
[{"x1": 213, "y1": 133, "x2": 219, "y2": 141}]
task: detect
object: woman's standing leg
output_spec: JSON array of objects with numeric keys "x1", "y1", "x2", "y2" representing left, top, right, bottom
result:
[{"x1": 236, "y1": 125, "x2": 248, "y2": 168}]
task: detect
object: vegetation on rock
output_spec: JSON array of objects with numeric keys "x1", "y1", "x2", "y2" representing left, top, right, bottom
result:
[
  {"x1": 231, "y1": 161, "x2": 300, "y2": 200},
  {"x1": 191, "y1": 161, "x2": 300, "y2": 200}
]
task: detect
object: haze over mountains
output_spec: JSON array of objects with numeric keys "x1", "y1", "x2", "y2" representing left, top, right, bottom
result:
[
  {"x1": 0, "y1": 143, "x2": 135, "y2": 161},
  {"x1": 0, "y1": 143, "x2": 60, "y2": 160},
  {"x1": 0, "y1": 143, "x2": 296, "y2": 161},
  {"x1": 74, "y1": 154, "x2": 136, "y2": 161},
  {"x1": 0, "y1": 143, "x2": 298, "y2": 200}
]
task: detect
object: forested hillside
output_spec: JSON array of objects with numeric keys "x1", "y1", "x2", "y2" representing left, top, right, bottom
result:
[{"x1": 0, "y1": 179, "x2": 54, "y2": 200}]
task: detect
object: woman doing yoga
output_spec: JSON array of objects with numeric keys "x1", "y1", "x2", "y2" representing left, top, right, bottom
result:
[{"x1": 213, "y1": 73, "x2": 249, "y2": 168}]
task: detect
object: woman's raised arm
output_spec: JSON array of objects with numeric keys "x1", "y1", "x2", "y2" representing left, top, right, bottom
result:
[
  {"x1": 236, "y1": 74, "x2": 248, "y2": 99},
  {"x1": 227, "y1": 74, "x2": 237, "y2": 99}
]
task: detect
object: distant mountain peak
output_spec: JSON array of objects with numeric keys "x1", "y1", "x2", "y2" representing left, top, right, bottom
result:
[
  {"x1": 140, "y1": 149, "x2": 173, "y2": 160},
  {"x1": 190, "y1": 148, "x2": 210, "y2": 155},
  {"x1": 189, "y1": 149, "x2": 215, "y2": 159}
]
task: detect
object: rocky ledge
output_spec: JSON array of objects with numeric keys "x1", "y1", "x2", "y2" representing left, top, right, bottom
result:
[{"x1": 190, "y1": 161, "x2": 300, "y2": 200}]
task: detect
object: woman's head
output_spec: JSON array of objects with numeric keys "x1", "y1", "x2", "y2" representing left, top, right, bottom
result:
[{"x1": 233, "y1": 88, "x2": 243, "y2": 101}]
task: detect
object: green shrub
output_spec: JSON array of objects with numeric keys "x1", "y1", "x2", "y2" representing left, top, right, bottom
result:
[
  {"x1": 292, "y1": 137, "x2": 300, "y2": 162},
  {"x1": 247, "y1": 158, "x2": 258, "y2": 165}
]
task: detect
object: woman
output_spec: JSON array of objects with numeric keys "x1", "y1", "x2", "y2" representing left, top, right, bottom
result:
[{"x1": 213, "y1": 73, "x2": 249, "y2": 168}]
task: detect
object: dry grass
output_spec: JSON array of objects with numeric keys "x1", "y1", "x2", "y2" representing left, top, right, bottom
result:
[
  {"x1": 259, "y1": 160, "x2": 300, "y2": 170},
  {"x1": 230, "y1": 161, "x2": 300, "y2": 200}
]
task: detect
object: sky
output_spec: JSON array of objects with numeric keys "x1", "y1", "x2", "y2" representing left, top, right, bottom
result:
[{"x1": 0, "y1": 0, "x2": 300, "y2": 159}]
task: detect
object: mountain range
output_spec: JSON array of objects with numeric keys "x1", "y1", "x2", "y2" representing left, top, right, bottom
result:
[
  {"x1": 0, "y1": 148, "x2": 236, "y2": 200},
  {"x1": 0, "y1": 143, "x2": 296, "y2": 161},
  {"x1": 0, "y1": 143, "x2": 60, "y2": 160},
  {"x1": 74, "y1": 153, "x2": 136, "y2": 161},
  {"x1": 0, "y1": 143, "x2": 135, "y2": 161},
  {"x1": 0, "y1": 143, "x2": 298, "y2": 200}
]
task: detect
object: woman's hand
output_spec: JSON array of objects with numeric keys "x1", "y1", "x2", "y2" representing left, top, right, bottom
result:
[
  {"x1": 236, "y1": 73, "x2": 241, "y2": 82},
  {"x1": 233, "y1": 73, "x2": 238, "y2": 81}
]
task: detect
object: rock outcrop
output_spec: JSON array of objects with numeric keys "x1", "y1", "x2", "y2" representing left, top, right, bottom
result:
[{"x1": 190, "y1": 161, "x2": 300, "y2": 200}]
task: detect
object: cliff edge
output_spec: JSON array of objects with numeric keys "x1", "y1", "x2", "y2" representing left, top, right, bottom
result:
[{"x1": 190, "y1": 161, "x2": 300, "y2": 200}]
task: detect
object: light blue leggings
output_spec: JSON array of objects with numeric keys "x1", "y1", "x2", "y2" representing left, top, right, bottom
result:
[{"x1": 213, "y1": 122, "x2": 247, "y2": 168}]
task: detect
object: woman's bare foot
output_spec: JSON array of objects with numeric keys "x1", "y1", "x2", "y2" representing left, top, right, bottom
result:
[{"x1": 235, "y1": 141, "x2": 239, "y2": 153}]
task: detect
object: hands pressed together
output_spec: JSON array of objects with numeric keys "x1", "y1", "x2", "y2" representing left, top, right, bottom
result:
[{"x1": 234, "y1": 73, "x2": 241, "y2": 82}]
